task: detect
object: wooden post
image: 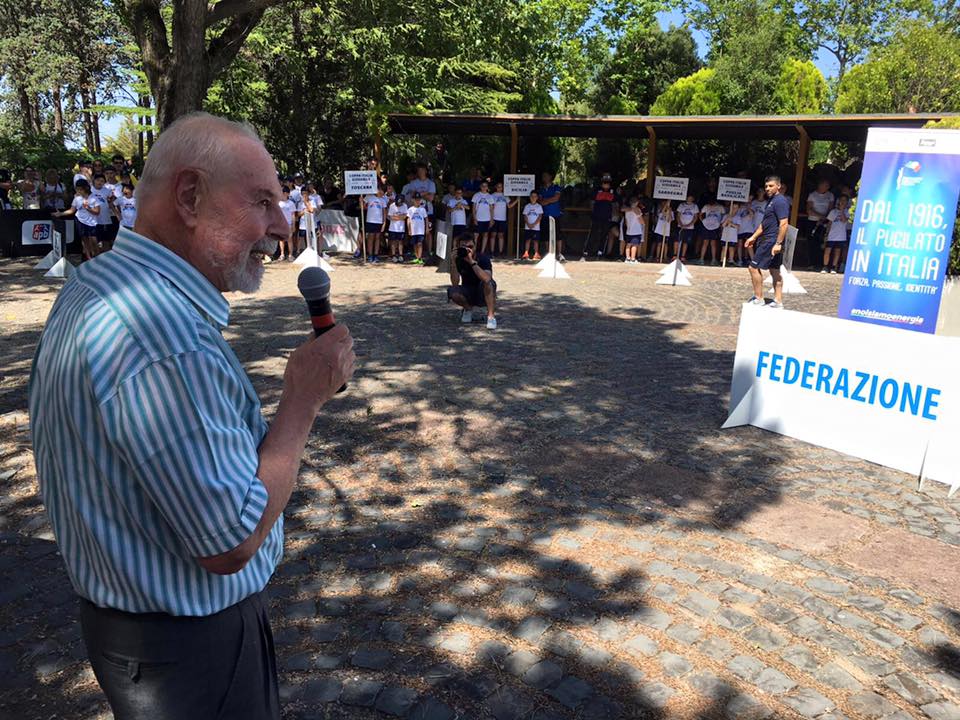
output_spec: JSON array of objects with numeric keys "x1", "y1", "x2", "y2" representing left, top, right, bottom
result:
[
  {"x1": 508, "y1": 122, "x2": 519, "y2": 258},
  {"x1": 373, "y1": 130, "x2": 382, "y2": 174},
  {"x1": 791, "y1": 125, "x2": 809, "y2": 228},
  {"x1": 644, "y1": 126, "x2": 657, "y2": 259}
]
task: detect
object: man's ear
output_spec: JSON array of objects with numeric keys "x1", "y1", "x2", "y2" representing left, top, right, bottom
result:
[{"x1": 173, "y1": 169, "x2": 204, "y2": 228}]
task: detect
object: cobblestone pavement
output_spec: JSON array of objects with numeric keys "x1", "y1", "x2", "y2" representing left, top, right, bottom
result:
[{"x1": 1, "y1": 254, "x2": 958, "y2": 719}]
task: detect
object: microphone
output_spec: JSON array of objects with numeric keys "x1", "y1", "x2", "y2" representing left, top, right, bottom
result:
[{"x1": 297, "y1": 267, "x2": 347, "y2": 393}]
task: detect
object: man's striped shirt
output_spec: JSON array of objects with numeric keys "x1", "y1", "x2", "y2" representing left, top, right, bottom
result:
[{"x1": 29, "y1": 227, "x2": 282, "y2": 616}]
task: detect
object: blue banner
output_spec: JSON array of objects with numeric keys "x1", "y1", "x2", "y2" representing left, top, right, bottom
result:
[{"x1": 838, "y1": 128, "x2": 960, "y2": 334}]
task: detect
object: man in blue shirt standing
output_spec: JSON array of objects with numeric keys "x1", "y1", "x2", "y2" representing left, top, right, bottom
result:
[
  {"x1": 539, "y1": 170, "x2": 565, "y2": 261},
  {"x1": 744, "y1": 174, "x2": 790, "y2": 308},
  {"x1": 29, "y1": 112, "x2": 356, "y2": 719}
]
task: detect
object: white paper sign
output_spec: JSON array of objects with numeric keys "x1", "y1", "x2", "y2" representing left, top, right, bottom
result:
[
  {"x1": 717, "y1": 176, "x2": 751, "y2": 203},
  {"x1": 343, "y1": 170, "x2": 378, "y2": 196},
  {"x1": 503, "y1": 174, "x2": 536, "y2": 197},
  {"x1": 317, "y1": 209, "x2": 360, "y2": 252},
  {"x1": 724, "y1": 304, "x2": 960, "y2": 493},
  {"x1": 21, "y1": 220, "x2": 53, "y2": 246},
  {"x1": 653, "y1": 176, "x2": 689, "y2": 201}
]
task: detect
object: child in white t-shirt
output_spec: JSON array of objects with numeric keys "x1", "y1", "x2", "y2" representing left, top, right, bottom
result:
[
  {"x1": 114, "y1": 184, "x2": 137, "y2": 229},
  {"x1": 698, "y1": 197, "x2": 726, "y2": 264},
  {"x1": 277, "y1": 186, "x2": 297, "y2": 260},
  {"x1": 822, "y1": 193, "x2": 850, "y2": 274},
  {"x1": 406, "y1": 193, "x2": 430, "y2": 265},
  {"x1": 490, "y1": 181, "x2": 516, "y2": 257},
  {"x1": 363, "y1": 186, "x2": 388, "y2": 263},
  {"x1": 472, "y1": 180, "x2": 494, "y2": 253},
  {"x1": 623, "y1": 196, "x2": 646, "y2": 264},
  {"x1": 733, "y1": 201, "x2": 755, "y2": 266},
  {"x1": 387, "y1": 197, "x2": 408, "y2": 263},
  {"x1": 54, "y1": 178, "x2": 102, "y2": 260},
  {"x1": 674, "y1": 194, "x2": 699, "y2": 261},
  {"x1": 651, "y1": 199, "x2": 673, "y2": 262},
  {"x1": 445, "y1": 187, "x2": 469, "y2": 240},
  {"x1": 521, "y1": 190, "x2": 544, "y2": 260},
  {"x1": 720, "y1": 202, "x2": 741, "y2": 265}
]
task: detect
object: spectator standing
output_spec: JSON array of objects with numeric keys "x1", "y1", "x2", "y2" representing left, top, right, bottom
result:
[
  {"x1": 698, "y1": 197, "x2": 726, "y2": 264},
  {"x1": 18, "y1": 167, "x2": 41, "y2": 209},
  {"x1": 674, "y1": 194, "x2": 699, "y2": 261},
  {"x1": 651, "y1": 199, "x2": 673, "y2": 262},
  {"x1": 821, "y1": 193, "x2": 851, "y2": 274},
  {"x1": 53, "y1": 178, "x2": 101, "y2": 260},
  {"x1": 472, "y1": 180, "x2": 495, "y2": 254},
  {"x1": 490, "y1": 181, "x2": 515, "y2": 257},
  {"x1": 362, "y1": 185, "x2": 387, "y2": 263},
  {"x1": 0, "y1": 167, "x2": 12, "y2": 209},
  {"x1": 387, "y1": 194, "x2": 408, "y2": 263},
  {"x1": 277, "y1": 186, "x2": 296, "y2": 260},
  {"x1": 539, "y1": 171, "x2": 565, "y2": 261},
  {"x1": 623, "y1": 195, "x2": 646, "y2": 264},
  {"x1": 583, "y1": 174, "x2": 617, "y2": 260},
  {"x1": 805, "y1": 179, "x2": 835, "y2": 270},
  {"x1": 41, "y1": 169, "x2": 66, "y2": 211},
  {"x1": 445, "y1": 187, "x2": 469, "y2": 241}
]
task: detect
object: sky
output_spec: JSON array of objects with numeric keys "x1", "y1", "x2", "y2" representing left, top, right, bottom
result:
[{"x1": 97, "y1": 9, "x2": 840, "y2": 145}]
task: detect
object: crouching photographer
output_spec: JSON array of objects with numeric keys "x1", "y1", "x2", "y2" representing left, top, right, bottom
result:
[{"x1": 447, "y1": 236, "x2": 497, "y2": 330}]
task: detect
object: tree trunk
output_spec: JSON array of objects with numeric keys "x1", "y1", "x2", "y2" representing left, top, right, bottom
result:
[
  {"x1": 17, "y1": 87, "x2": 34, "y2": 135},
  {"x1": 52, "y1": 87, "x2": 65, "y2": 136},
  {"x1": 80, "y1": 88, "x2": 95, "y2": 151},
  {"x1": 90, "y1": 87, "x2": 102, "y2": 153}
]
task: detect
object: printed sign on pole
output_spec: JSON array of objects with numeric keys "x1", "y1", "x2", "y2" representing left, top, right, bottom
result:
[
  {"x1": 503, "y1": 174, "x2": 536, "y2": 197},
  {"x1": 837, "y1": 127, "x2": 960, "y2": 334},
  {"x1": 653, "y1": 176, "x2": 689, "y2": 201},
  {"x1": 717, "y1": 177, "x2": 751, "y2": 203},
  {"x1": 343, "y1": 170, "x2": 378, "y2": 196},
  {"x1": 724, "y1": 304, "x2": 960, "y2": 494}
]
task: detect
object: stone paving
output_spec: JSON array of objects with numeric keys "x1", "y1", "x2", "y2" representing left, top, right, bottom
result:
[{"x1": 0, "y1": 254, "x2": 958, "y2": 719}]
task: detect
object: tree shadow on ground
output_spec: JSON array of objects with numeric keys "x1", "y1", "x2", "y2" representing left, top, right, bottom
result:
[{"x1": 0, "y1": 279, "x2": 793, "y2": 718}]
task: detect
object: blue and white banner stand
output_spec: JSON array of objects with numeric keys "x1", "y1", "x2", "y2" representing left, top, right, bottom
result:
[
  {"x1": 724, "y1": 304, "x2": 960, "y2": 495},
  {"x1": 838, "y1": 127, "x2": 960, "y2": 333}
]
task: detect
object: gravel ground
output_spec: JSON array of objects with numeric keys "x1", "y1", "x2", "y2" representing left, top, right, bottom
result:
[{"x1": 0, "y1": 251, "x2": 958, "y2": 720}]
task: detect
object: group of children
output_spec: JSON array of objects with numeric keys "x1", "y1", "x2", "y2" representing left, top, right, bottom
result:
[
  {"x1": 277, "y1": 178, "x2": 325, "y2": 261},
  {"x1": 584, "y1": 178, "x2": 852, "y2": 271},
  {"x1": 52, "y1": 163, "x2": 138, "y2": 261},
  {"x1": 359, "y1": 176, "x2": 526, "y2": 264}
]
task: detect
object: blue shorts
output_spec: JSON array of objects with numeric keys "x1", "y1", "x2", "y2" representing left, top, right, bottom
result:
[
  {"x1": 626, "y1": 234, "x2": 642, "y2": 245},
  {"x1": 493, "y1": 220, "x2": 507, "y2": 233},
  {"x1": 826, "y1": 238, "x2": 848, "y2": 248},
  {"x1": 679, "y1": 228, "x2": 695, "y2": 243},
  {"x1": 78, "y1": 222, "x2": 98, "y2": 238},
  {"x1": 452, "y1": 224, "x2": 467, "y2": 239},
  {"x1": 388, "y1": 231, "x2": 405, "y2": 243},
  {"x1": 410, "y1": 234, "x2": 425, "y2": 245},
  {"x1": 524, "y1": 229, "x2": 540, "y2": 243},
  {"x1": 750, "y1": 239, "x2": 783, "y2": 270},
  {"x1": 701, "y1": 227, "x2": 721, "y2": 241}
]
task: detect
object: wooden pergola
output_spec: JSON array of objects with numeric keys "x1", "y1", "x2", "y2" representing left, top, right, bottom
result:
[{"x1": 383, "y1": 112, "x2": 955, "y2": 254}]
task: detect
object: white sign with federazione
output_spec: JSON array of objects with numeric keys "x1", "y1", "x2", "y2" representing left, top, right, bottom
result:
[
  {"x1": 503, "y1": 174, "x2": 536, "y2": 197},
  {"x1": 723, "y1": 304, "x2": 960, "y2": 493},
  {"x1": 653, "y1": 176, "x2": 689, "y2": 201},
  {"x1": 717, "y1": 176, "x2": 752, "y2": 203},
  {"x1": 343, "y1": 170, "x2": 378, "y2": 196}
]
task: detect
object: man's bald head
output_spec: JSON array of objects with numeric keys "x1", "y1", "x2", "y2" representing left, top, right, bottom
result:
[{"x1": 133, "y1": 112, "x2": 288, "y2": 294}]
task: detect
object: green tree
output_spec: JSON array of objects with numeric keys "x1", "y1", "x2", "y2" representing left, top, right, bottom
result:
[
  {"x1": 681, "y1": 0, "x2": 812, "y2": 61},
  {"x1": 649, "y1": 68, "x2": 721, "y2": 115},
  {"x1": 835, "y1": 22, "x2": 960, "y2": 113},
  {"x1": 589, "y1": 23, "x2": 702, "y2": 114},
  {"x1": 772, "y1": 59, "x2": 827, "y2": 114}
]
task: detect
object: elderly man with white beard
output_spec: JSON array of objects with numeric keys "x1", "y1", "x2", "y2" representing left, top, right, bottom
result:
[{"x1": 28, "y1": 112, "x2": 355, "y2": 719}]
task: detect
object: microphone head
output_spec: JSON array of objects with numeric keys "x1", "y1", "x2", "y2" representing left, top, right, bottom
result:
[{"x1": 297, "y1": 266, "x2": 331, "y2": 301}]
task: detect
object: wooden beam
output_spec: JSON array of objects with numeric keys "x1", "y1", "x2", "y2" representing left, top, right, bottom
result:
[
  {"x1": 508, "y1": 123, "x2": 519, "y2": 257},
  {"x1": 373, "y1": 130, "x2": 382, "y2": 173},
  {"x1": 791, "y1": 125, "x2": 810, "y2": 228}
]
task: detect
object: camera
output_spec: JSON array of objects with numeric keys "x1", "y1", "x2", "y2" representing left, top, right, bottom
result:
[{"x1": 457, "y1": 246, "x2": 469, "y2": 259}]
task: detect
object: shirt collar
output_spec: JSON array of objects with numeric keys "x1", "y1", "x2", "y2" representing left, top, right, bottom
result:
[{"x1": 111, "y1": 227, "x2": 231, "y2": 329}]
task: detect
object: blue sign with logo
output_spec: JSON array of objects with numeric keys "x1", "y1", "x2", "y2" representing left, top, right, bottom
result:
[{"x1": 837, "y1": 128, "x2": 960, "y2": 334}]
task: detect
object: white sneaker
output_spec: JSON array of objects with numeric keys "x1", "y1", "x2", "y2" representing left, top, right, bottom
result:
[
  {"x1": 486, "y1": 317, "x2": 497, "y2": 330},
  {"x1": 461, "y1": 309, "x2": 473, "y2": 323},
  {"x1": 558, "y1": 254, "x2": 566, "y2": 263},
  {"x1": 820, "y1": 268, "x2": 828, "y2": 274},
  {"x1": 747, "y1": 297, "x2": 765, "y2": 306},
  {"x1": 767, "y1": 301, "x2": 784, "y2": 309}
]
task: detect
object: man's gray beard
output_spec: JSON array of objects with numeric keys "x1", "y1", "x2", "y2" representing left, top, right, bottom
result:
[{"x1": 213, "y1": 238, "x2": 277, "y2": 294}]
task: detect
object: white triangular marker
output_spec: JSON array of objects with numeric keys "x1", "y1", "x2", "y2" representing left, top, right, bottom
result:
[
  {"x1": 44, "y1": 257, "x2": 74, "y2": 279},
  {"x1": 537, "y1": 258, "x2": 569, "y2": 279},
  {"x1": 35, "y1": 250, "x2": 57, "y2": 270},
  {"x1": 763, "y1": 269, "x2": 807, "y2": 294},
  {"x1": 535, "y1": 252, "x2": 555, "y2": 270}
]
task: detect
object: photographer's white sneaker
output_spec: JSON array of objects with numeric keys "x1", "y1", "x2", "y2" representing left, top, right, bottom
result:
[
  {"x1": 461, "y1": 309, "x2": 473, "y2": 323},
  {"x1": 486, "y1": 317, "x2": 497, "y2": 330}
]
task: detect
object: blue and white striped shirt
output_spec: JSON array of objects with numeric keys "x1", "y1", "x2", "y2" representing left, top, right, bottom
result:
[{"x1": 29, "y1": 227, "x2": 283, "y2": 616}]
